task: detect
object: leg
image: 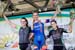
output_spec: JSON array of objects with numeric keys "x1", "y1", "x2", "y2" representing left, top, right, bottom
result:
[
  {"x1": 41, "y1": 45, "x2": 47, "y2": 50},
  {"x1": 62, "y1": 46, "x2": 66, "y2": 50},
  {"x1": 40, "y1": 39, "x2": 47, "y2": 50},
  {"x1": 19, "y1": 44, "x2": 24, "y2": 50},
  {"x1": 19, "y1": 43, "x2": 28, "y2": 50},
  {"x1": 33, "y1": 39, "x2": 40, "y2": 50},
  {"x1": 26, "y1": 44, "x2": 32, "y2": 50},
  {"x1": 34, "y1": 46, "x2": 39, "y2": 50},
  {"x1": 23, "y1": 43, "x2": 28, "y2": 50},
  {"x1": 53, "y1": 46, "x2": 64, "y2": 50}
]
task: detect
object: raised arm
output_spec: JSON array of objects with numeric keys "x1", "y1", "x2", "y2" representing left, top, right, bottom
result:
[
  {"x1": 51, "y1": 11, "x2": 59, "y2": 20},
  {"x1": 3, "y1": 14, "x2": 17, "y2": 28},
  {"x1": 68, "y1": 18, "x2": 74, "y2": 33}
]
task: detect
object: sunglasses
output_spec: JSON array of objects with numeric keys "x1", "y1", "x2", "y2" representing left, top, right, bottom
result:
[
  {"x1": 21, "y1": 21, "x2": 26, "y2": 22},
  {"x1": 33, "y1": 15, "x2": 38, "y2": 16}
]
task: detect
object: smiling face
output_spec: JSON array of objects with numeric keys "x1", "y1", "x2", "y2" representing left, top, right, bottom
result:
[
  {"x1": 20, "y1": 19, "x2": 27, "y2": 27},
  {"x1": 51, "y1": 22, "x2": 57, "y2": 29},
  {"x1": 51, "y1": 20, "x2": 57, "y2": 29},
  {"x1": 33, "y1": 12, "x2": 39, "y2": 22}
]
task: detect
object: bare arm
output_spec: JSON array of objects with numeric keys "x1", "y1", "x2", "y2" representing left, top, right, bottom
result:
[
  {"x1": 68, "y1": 18, "x2": 74, "y2": 33},
  {"x1": 3, "y1": 14, "x2": 17, "y2": 28},
  {"x1": 51, "y1": 11, "x2": 59, "y2": 20},
  {"x1": 29, "y1": 33, "x2": 34, "y2": 40}
]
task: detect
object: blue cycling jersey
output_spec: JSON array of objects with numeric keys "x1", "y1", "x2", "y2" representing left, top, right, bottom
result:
[
  {"x1": 33, "y1": 22, "x2": 45, "y2": 50},
  {"x1": 33, "y1": 22, "x2": 44, "y2": 38}
]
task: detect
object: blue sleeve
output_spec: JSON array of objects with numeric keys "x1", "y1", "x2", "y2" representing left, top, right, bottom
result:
[
  {"x1": 41, "y1": 23, "x2": 46, "y2": 39},
  {"x1": 41, "y1": 23, "x2": 44, "y2": 34}
]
